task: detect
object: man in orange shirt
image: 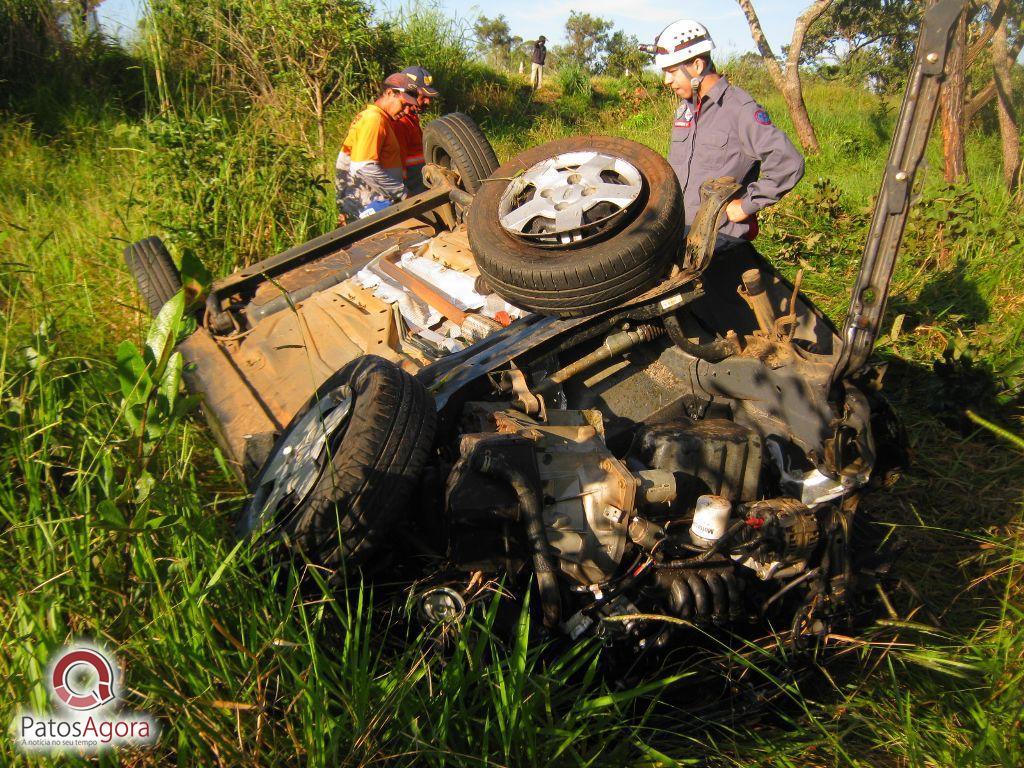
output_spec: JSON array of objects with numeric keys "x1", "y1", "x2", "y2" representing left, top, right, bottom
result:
[
  {"x1": 335, "y1": 73, "x2": 420, "y2": 224},
  {"x1": 392, "y1": 66, "x2": 440, "y2": 195}
]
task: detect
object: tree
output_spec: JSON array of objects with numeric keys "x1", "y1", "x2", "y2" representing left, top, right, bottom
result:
[
  {"x1": 564, "y1": 11, "x2": 613, "y2": 71},
  {"x1": 966, "y1": 2, "x2": 1023, "y2": 124},
  {"x1": 473, "y1": 14, "x2": 513, "y2": 69},
  {"x1": 799, "y1": 0, "x2": 919, "y2": 93},
  {"x1": 939, "y1": 1, "x2": 1017, "y2": 184},
  {"x1": 939, "y1": 5, "x2": 968, "y2": 183},
  {"x1": 735, "y1": 0, "x2": 835, "y2": 153},
  {"x1": 603, "y1": 31, "x2": 647, "y2": 77},
  {"x1": 155, "y1": 0, "x2": 382, "y2": 172},
  {"x1": 992, "y1": 11, "x2": 1021, "y2": 190}
]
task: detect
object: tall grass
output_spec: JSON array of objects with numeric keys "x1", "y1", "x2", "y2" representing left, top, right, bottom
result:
[{"x1": 1, "y1": 15, "x2": 1023, "y2": 767}]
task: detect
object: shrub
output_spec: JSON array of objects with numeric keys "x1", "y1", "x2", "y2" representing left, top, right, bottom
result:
[
  {"x1": 140, "y1": 114, "x2": 328, "y2": 275},
  {"x1": 557, "y1": 62, "x2": 592, "y2": 99}
]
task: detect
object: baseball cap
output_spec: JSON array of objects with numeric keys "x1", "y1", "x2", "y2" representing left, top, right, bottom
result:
[
  {"x1": 538, "y1": 35, "x2": 547, "y2": 43},
  {"x1": 382, "y1": 72, "x2": 420, "y2": 104},
  {"x1": 399, "y1": 66, "x2": 440, "y2": 97}
]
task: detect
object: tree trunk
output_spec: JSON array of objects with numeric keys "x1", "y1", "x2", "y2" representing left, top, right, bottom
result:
[
  {"x1": 735, "y1": 0, "x2": 833, "y2": 153},
  {"x1": 992, "y1": 17, "x2": 1020, "y2": 190},
  {"x1": 940, "y1": 10, "x2": 968, "y2": 183},
  {"x1": 966, "y1": 36, "x2": 1024, "y2": 124},
  {"x1": 782, "y1": 81, "x2": 819, "y2": 152}
]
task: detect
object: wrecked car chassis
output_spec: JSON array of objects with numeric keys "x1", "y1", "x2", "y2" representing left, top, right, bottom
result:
[
  {"x1": 162, "y1": 169, "x2": 890, "y2": 646},
  {"x1": 123, "y1": 0, "x2": 964, "y2": 654}
]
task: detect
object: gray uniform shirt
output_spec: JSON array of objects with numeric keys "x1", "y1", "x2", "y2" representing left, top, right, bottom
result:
[{"x1": 668, "y1": 76, "x2": 804, "y2": 240}]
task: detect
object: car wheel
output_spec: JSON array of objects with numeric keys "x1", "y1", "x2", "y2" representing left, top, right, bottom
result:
[
  {"x1": 123, "y1": 237, "x2": 183, "y2": 317},
  {"x1": 239, "y1": 355, "x2": 437, "y2": 570},
  {"x1": 423, "y1": 112, "x2": 500, "y2": 193},
  {"x1": 467, "y1": 136, "x2": 684, "y2": 318}
]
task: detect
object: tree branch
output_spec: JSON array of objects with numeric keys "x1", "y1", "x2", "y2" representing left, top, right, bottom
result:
[
  {"x1": 787, "y1": 0, "x2": 835, "y2": 74},
  {"x1": 967, "y1": 27, "x2": 1024, "y2": 120},
  {"x1": 735, "y1": 0, "x2": 785, "y2": 87},
  {"x1": 966, "y1": 0, "x2": 1005, "y2": 68},
  {"x1": 967, "y1": 78, "x2": 997, "y2": 119}
]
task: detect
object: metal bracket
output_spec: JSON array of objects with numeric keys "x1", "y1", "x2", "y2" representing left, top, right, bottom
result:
[
  {"x1": 499, "y1": 367, "x2": 546, "y2": 420},
  {"x1": 920, "y1": 0, "x2": 964, "y2": 75},
  {"x1": 829, "y1": 0, "x2": 965, "y2": 391},
  {"x1": 682, "y1": 176, "x2": 742, "y2": 274}
]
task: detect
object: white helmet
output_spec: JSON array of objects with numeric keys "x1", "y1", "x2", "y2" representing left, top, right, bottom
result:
[{"x1": 653, "y1": 19, "x2": 715, "y2": 70}]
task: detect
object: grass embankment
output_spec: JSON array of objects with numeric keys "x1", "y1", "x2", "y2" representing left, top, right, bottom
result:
[{"x1": 2, "y1": 59, "x2": 1023, "y2": 766}]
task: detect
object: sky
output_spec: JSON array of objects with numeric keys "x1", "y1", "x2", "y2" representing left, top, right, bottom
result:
[
  {"x1": 96, "y1": 0, "x2": 811, "y2": 60},
  {"x1": 389, "y1": 0, "x2": 806, "y2": 58}
]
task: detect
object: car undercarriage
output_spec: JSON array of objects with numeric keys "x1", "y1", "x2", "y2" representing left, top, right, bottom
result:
[{"x1": 123, "y1": 0, "x2": 964, "y2": 663}]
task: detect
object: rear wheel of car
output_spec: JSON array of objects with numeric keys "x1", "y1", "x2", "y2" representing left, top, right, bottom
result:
[
  {"x1": 423, "y1": 112, "x2": 500, "y2": 193},
  {"x1": 467, "y1": 136, "x2": 684, "y2": 318},
  {"x1": 239, "y1": 355, "x2": 437, "y2": 570},
  {"x1": 123, "y1": 237, "x2": 183, "y2": 317}
]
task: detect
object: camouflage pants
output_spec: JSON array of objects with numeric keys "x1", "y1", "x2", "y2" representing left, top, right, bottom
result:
[{"x1": 335, "y1": 152, "x2": 398, "y2": 220}]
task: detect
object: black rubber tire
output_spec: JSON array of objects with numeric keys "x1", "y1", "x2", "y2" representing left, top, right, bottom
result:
[
  {"x1": 422, "y1": 112, "x2": 499, "y2": 193},
  {"x1": 467, "y1": 136, "x2": 684, "y2": 318},
  {"x1": 123, "y1": 236, "x2": 183, "y2": 317},
  {"x1": 241, "y1": 355, "x2": 436, "y2": 570}
]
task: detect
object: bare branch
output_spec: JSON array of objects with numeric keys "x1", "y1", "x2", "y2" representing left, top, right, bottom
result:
[
  {"x1": 735, "y1": 0, "x2": 826, "y2": 152},
  {"x1": 966, "y1": 0, "x2": 1005, "y2": 67},
  {"x1": 787, "y1": 0, "x2": 835, "y2": 74},
  {"x1": 968, "y1": 78, "x2": 997, "y2": 120},
  {"x1": 967, "y1": 27, "x2": 1024, "y2": 121},
  {"x1": 734, "y1": 0, "x2": 785, "y2": 87}
]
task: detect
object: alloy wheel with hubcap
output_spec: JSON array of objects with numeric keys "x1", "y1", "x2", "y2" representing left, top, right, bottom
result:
[
  {"x1": 498, "y1": 151, "x2": 643, "y2": 246},
  {"x1": 246, "y1": 385, "x2": 353, "y2": 531}
]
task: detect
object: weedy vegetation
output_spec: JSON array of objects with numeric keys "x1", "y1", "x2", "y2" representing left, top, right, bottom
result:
[{"x1": 1, "y1": 1, "x2": 1022, "y2": 765}]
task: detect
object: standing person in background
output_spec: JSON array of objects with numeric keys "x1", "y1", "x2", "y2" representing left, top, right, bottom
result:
[
  {"x1": 648, "y1": 19, "x2": 804, "y2": 244},
  {"x1": 335, "y1": 73, "x2": 419, "y2": 225},
  {"x1": 531, "y1": 36, "x2": 547, "y2": 90},
  {"x1": 393, "y1": 66, "x2": 440, "y2": 196}
]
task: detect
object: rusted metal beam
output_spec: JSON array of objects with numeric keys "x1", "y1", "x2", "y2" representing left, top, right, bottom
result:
[
  {"x1": 209, "y1": 184, "x2": 454, "y2": 309},
  {"x1": 376, "y1": 258, "x2": 469, "y2": 326}
]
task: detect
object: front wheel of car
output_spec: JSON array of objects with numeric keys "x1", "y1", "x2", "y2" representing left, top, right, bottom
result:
[
  {"x1": 239, "y1": 355, "x2": 437, "y2": 571},
  {"x1": 467, "y1": 135, "x2": 684, "y2": 318}
]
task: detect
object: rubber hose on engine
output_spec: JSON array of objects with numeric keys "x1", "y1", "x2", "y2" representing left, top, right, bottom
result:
[
  {"x1": 663, "y1": 312, "x2": 738, "y2": 363},
  {"x1": 705, "y1": 571, "x2": 728, "y2": 625},
  {"x1": 469, "y1": 447, "x2": 562, "y2": 628},
  {"x1": 687, "y1": 573, "x2": 710, "y2": 624},
  {"x1": 722, "y1": 570, "x2": 745, "y2": 621}
]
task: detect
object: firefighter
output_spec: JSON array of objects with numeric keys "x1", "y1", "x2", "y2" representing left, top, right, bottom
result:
[
  {"x1": 392, "y1": 66, "x2": 440, "y2": 196},
  {"x1": 650, "y1": 19, "x2": 804, "y2": 242},
  {"x1": 335, "y1": 73, "x2": 419, "y2": 225}
]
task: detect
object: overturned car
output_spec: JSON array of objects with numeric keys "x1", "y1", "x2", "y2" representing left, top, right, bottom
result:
[{"x1": 124, "y1": 1, "x2": 962, "y2": 654}]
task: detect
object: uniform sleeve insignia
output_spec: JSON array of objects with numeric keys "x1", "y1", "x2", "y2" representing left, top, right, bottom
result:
[{"x1": 754, "y1": 108, "x2": 772, "y2": 125}]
